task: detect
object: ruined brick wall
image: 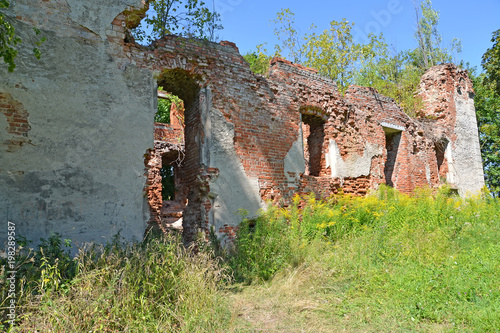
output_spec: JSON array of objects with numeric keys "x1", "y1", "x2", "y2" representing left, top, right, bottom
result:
[
  {"x1": 418, "y1": 64, "x2": 485, "y2": 195},
  {"x1": 117, "y1": 33, "x2": 475, "y2": 241},
  {"x1": 344, "y1": 86, "x2": 441, "y2": 194},
  {"x1": 0, "y1": 92, "x2": 31, "y2": 153},
  {"x1": 0, "y1": 2, "x2": 484, "y2": 246}
]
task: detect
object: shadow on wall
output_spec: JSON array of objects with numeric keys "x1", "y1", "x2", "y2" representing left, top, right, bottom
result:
[{"x1": 383, "y1": 127, "x2": 402, "y2": 187}]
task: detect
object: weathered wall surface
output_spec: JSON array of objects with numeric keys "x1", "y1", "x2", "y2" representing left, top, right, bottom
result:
[
  {"x1": 1, "y1": 2, "x2": 485, "y2": 246},
  {"x1": 0, "y1": 0, "x2": 153, "y2": 245},
  {"x1": 419, "y1": 65, "x2": 485, "y2": 196},
  {"x1": 124, "y1": 33, "x2": 483, "y2": 242}
]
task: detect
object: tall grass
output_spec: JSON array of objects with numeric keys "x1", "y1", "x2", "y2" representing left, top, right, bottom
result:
[
  {"x1": 228, "y1": 186, "x2": 500, "y2": 330},
  {"x1": 2, "y1": 186, "x2": 499, "y2": 331},
  {"x1": 1, "y1": 233, "x2": 231, "y2": 332}
]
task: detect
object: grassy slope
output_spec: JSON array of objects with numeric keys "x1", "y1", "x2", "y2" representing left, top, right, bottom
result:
[
  {"x1": 2, "y1": 187, "x2": 499, "y2": 332},
  {"x1": 227, "y1": 187, "x2": 500, "y2": 332}
]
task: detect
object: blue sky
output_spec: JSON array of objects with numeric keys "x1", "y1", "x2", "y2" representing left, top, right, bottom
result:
[{"x1": 213, "y1": 0, "x2": 500, "y2": 71}]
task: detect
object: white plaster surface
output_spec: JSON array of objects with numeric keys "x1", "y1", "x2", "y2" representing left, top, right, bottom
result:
[
  {"x1": 0, "y1": 0, "x2": 153, "y2": 246},
  {"x1": 208, "y1": 108, "x2": 265, "y2": 239},
  {"x1": 326, "y1": 140, "x2": 383, "y2": 178},
  {"x1": 284, "y1": 129, "x2": 306, "y2": 187},
  {"x1": 452, "y1": 94, "x2": 485, "y2": 196}
]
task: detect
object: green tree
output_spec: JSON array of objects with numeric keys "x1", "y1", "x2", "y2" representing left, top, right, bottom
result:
[
  {"x1": 482, "y1": 29, "x2": 500, "y2": 95},
  {"x1": 302, "y1": 19, "x2": 378, "y2": 92},
  {"x1": 133, "y1": 0, "x2": 222, "y2": 43},
  {"x1": 243, "y1": 43, "x2": 271, "y2": 75},
  {"x1": 272, "y1": 8, "x2": 303, "y2": 63},
  {"x1": 356, "y1": 44, "x2": 423, "y2": 116},
  {"x1": 268, "y1": 3, "x2": 459, "y2": 113},
  {"x1": 155, "y1": 88, "x2": 183, "y2": 124},
  {"x1": 470, "y1": 71, "x2": 500, "y2": 197},
  {"x1": 272, "y1": 9, "x2": 380, "y2": 92},
  {"x1": 357, "y1": 0, "x2": 461, "y2": 115},
  {"x1": 470, "y1": 30, "x2": 500, "y2": 197},
  {"x1": 411, "y1": 0, "x2": 461, "y2": 69}
]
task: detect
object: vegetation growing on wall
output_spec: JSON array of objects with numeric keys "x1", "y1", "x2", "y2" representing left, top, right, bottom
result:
[
  {"x1": 0, "y1": 0, "x2": 20, "y2": 71},
  {"x1": 243, "y1": 43, "x2": 271, "y2": 76},
  {"x1": 0, "y1": 0, "x2": 46, "y2": 71}
]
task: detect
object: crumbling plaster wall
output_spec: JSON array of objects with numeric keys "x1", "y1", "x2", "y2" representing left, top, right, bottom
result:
[
  {"x1": 1, "y1": 2, "x2": 484, "y2": 246},
  {"x1": 0, "y1": 0, "x2": 154, "y2": 245},
  {"x1": 122, "y1": 34, "x2": 470, "y2": 240},
  {"x1": 209, "y1": 107, "x2": 265, "y2": 244}
]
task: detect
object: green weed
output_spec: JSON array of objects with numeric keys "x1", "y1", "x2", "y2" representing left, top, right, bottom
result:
[
  {"x1": 1, "y1": 233, "x2": 231, "y2": 332},
  {"x1": 2, "y1": 186, "x2": 499, "y2": 332},
  {"x1": 227, "y1": 186, "x2": 500, "y2": 331}
]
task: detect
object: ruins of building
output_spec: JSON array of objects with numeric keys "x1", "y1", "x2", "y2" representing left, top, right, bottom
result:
[{"x1": 0, "y1": 0, "x2": 484, "y2": 246}]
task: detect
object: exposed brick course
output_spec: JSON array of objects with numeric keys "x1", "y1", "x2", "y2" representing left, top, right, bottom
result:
[{"x1": 1, "y1": 93, "x2": 31, "y2": 152}]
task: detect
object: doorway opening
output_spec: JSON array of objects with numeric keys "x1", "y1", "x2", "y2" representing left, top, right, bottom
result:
[
  {"x1": 158, "y1": 148, "x2": 186, "y2": 230},
  {"x1": 146, "y1": 68, "x2": 201, "y2": 240}
]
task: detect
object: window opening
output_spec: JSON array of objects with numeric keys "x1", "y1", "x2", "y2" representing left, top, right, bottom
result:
[
  {"x1": 302, "y1": 114, "x2": 325, "y2": 177},
  {"x1": 156, "y1": 88, "x2": 184, "y2": 125},
  {"x1": 434, "y1": 138, "x2": 449, "y2": 181},
  {"x1": 160, "y1": 165, "x2": 176, "y2": 200},
  {"x1": 383, "y1": 129, "x2": 402, "y2": 187}
]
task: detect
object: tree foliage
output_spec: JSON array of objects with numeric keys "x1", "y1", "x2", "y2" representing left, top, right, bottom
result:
[
  {"x1": 243, "y1": 43, "x2": 271, "y2": 75},
  {"x1": 0, "y1": 0, "x2": 21, "y2": 71},
  {"x1": 133, "y1": 0, "x2": 222, "y2": 43},
  {"x1": 482, "y1": 29, "x2": 500, "y2": 96},
  {"x1": 272, "y1": 8, "x2": 303, "y2": 64},
  {"x1": 413, "y1": 0, "x2": 443, "y2": 68},
  {"x1": 264, "y1": 3, "x2": 459, "y2": 99},
  {"x1": 356, "y1": 46, "x2": 423, "y2": 116},
  {"x1": 356, "y1": 0, "x2": 460, "y2": 115},
  {"x1": 473, "y1": 29, "x2": 500, "y2": 197},
  {"x1": 155, "y1": 88, "x2": 183, "y2": 124},
  {"x1": 302, "y1": 19, "x2": 378, "y2": 92},
  {"x1": 271, "y1": 9, "x2": 380, "y2": 93},
  {"x1": 0, "y1": 0, "x2": 46, "y2": 72}
]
